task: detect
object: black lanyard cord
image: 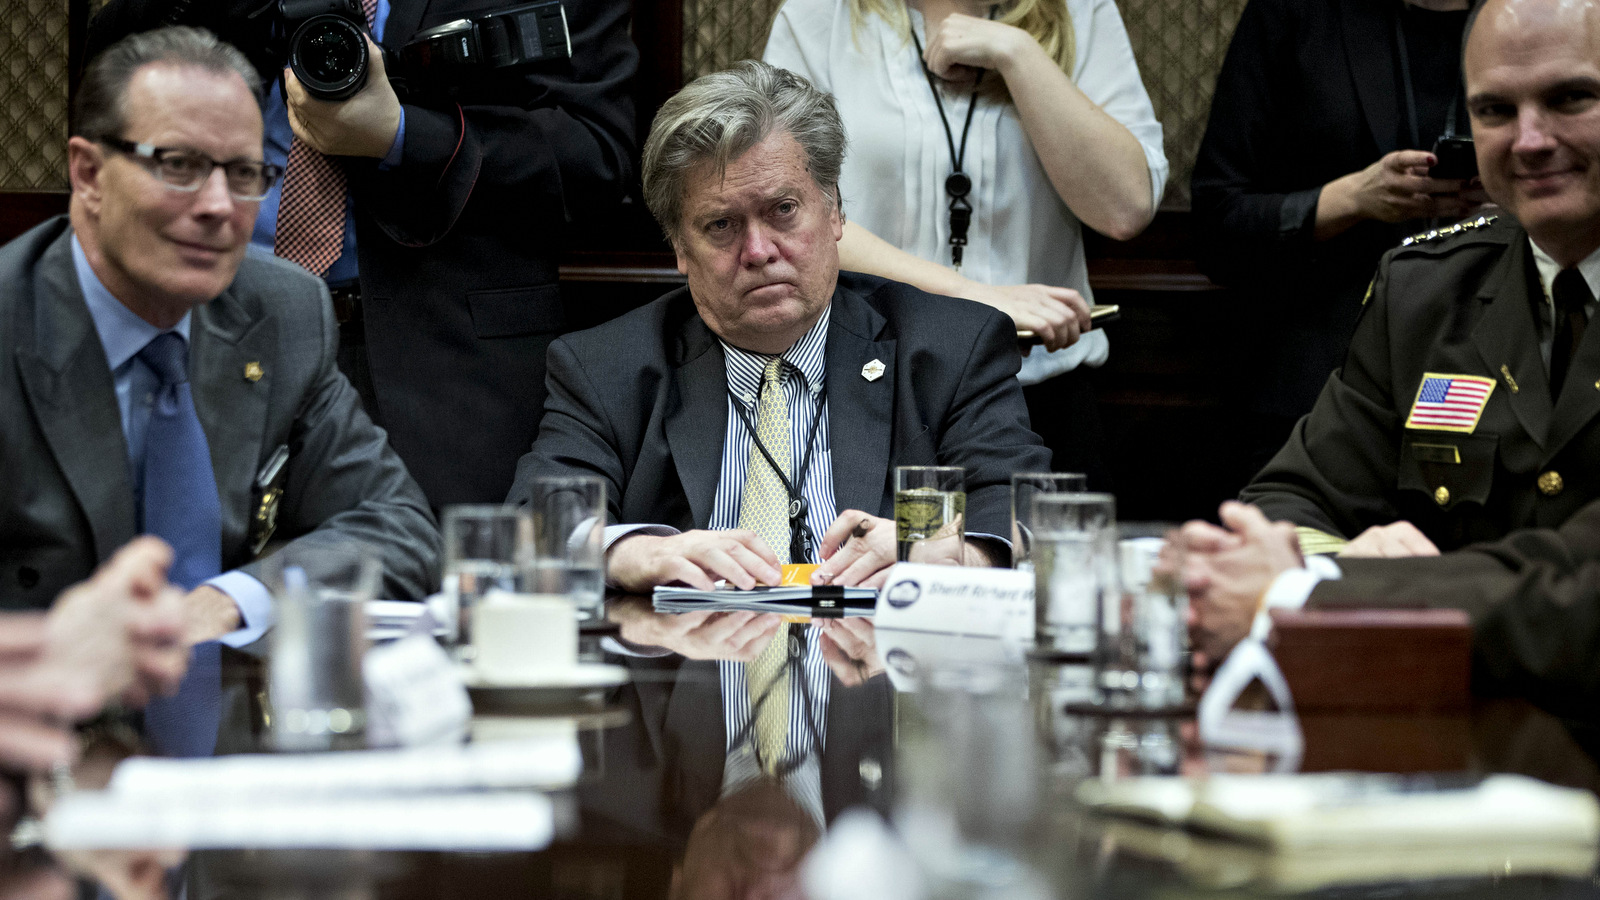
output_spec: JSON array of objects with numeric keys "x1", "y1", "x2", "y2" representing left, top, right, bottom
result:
[
  {"x1": 909, "y1": 5, "x2": 996, "y2": 270},
  {"x1": 728, "y1": 371, "x2": 828, "y2": 564}
]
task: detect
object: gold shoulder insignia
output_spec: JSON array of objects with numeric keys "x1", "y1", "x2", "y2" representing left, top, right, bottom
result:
[{"x1": 1399, "y1": 214, "x2": 1499, "y2": 248}]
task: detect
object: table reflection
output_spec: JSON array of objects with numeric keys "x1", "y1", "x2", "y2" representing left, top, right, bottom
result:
[{"x1": 18, "y1": 598, "x2": 1600, "y2": 900}]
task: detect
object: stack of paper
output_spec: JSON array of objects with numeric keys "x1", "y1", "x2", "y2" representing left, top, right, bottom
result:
[{"x1": 45, "y1": 738, "x2": 580, "y2": 851}]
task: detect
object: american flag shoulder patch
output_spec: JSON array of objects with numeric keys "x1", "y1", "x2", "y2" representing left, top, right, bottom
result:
[{"x1": 1404, "y1": 373, "x2": 1497, "y2": 433}]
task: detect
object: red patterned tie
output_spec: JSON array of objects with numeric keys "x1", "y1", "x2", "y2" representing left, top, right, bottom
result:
[{"x1": 275, "y1": 0, "x2": 379, "y2": 276}]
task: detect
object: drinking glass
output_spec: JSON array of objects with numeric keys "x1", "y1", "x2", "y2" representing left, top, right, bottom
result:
[
  {"x1": 525, "y1": 476, "x2": 607, "y2": 620},
  {"x1": 264, "y1": 543, "x2": 379, "y2": 751},
  {"x1": 894, "y1": 466, "x2": 966, "y2": 564},
  {"x1": 1113, "y1": 523, "x2": 1188, "y2": 708},
  {"x1": 1030, "y1": 492, "x2": 1117, "y2": 659},
  {"x1": 441, "y1": 505, "x2": 533, "y2": 660},
  {"x1": 1010, "y1": 472, "x2": 1089, "y2": 571}
]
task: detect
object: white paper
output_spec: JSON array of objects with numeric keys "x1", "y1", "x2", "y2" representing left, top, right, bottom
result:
[
  {"x1": 107, "y1": 737, "x2": 581, "y2": 799},
  {"x1": 46, "y1": 791, "x2": 553, "y2": 850},
  {"x1": 364, "y1": 633, "x2": 473, "y2": 748},
  {"x1": 874, "y1": 564, "x2": 1033, "y2": 640}
]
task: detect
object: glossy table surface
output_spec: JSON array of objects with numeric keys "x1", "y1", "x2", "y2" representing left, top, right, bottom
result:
[{"x1": 15, "y1": 598, "x2": 1600, "y2": 900}]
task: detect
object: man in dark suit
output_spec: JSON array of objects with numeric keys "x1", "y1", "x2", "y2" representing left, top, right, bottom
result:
[
  {"x1": 507, "y1": 60, "x2": 1050, "y2": 592},
  {"x1": 1237, "y1": 0, "x2": 1600, "y2": 559},
  {"x1": 1, "y1": 28, "x2": 437, "y2": 706},
  {"x1": 85, "y1": 0, "x2": 638, "y2": 509}
]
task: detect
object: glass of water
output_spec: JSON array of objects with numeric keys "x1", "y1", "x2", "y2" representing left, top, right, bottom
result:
[
  {"x1": 1010, "y1": 472, "x2": 1088, "y2": 571},
  {"x1": 263, "y1": 543, "x2": 379, "y2": 751},
  {"x1": 1031, "y1": 492, "x2": 1117, "y2": 660},
  {"x1": 525, "y1": 476, "x2": 607, "y2": 620},
  {"x1": 442, "y1": 505, "x2": 533, "y2": 659},
  {"x1": 894, "y1": 466, "x2": 966, "y2": 564}
]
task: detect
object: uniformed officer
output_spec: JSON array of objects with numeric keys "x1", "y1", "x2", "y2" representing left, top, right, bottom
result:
[{"x1": 1240, "y1": 0, "x2": 1600, "y2": 557}]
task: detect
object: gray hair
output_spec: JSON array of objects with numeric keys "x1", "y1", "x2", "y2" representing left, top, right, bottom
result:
[
  {"x1": 642, "y1": 60, "x2": 847, "y2": 246},
  {"x1": 73, "y1": 26, "x2": 261, "y2": 140}
]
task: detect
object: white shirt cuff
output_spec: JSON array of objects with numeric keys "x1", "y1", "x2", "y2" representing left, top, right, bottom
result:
[
  {"x1": 1249, "y1": 556, "x2": 1343, "y2": 642},
  {"x1": 205, "y1": 571, "x2": 276, "y2": 648}
]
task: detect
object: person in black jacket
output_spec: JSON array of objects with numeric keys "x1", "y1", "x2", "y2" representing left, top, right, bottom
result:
[{"x1": 1192, "y1": 0, "x2": 1485, "y2": 476}]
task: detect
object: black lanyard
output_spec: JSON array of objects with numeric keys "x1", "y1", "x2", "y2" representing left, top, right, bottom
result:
[
  {"x1": 728, "y1": 368, "x2": 828, "y2": 564},
  {"x1": 908, "y1": 6, "x2": 997, "y2": 270}
]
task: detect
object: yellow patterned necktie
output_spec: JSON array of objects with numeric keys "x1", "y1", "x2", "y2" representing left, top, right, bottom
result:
[{"x1": 740, "y1": 357, "x2": 792, "y2": 773}]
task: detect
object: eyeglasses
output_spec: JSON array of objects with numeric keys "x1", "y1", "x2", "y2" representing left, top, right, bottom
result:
[{"x1": 98, "y1": 137, "x2": 282, "y2": 201}]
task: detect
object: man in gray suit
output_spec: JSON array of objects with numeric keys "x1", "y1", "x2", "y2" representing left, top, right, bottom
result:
[
  {"x1": 0, "y1": 29, "x2": 437, "y2": 654},
  {"x1": 509, "y1": 61, "x2": 1049, "y2": 598}
]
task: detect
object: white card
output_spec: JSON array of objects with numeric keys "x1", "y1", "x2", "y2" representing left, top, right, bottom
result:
[
  {"x1": 364, "y1": 633, "x2": 472, "y2": 747},
  {"x1": 874, "y1": 563, "x2": 1033, "y2": 640}
]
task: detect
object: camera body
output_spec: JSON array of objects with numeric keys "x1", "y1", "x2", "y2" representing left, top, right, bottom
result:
[
  {"x1": 1429, "y1": 135, "x2": 1478, "y2": 181},
  {"x1": 396, "y1": 2, "x2": 571, "y2": 80},
  {"x1": 282, "y1": 0, "x2": 370, "y2": 101}
]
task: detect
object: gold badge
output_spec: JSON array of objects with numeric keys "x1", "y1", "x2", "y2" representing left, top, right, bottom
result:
[
  {"x1": 244, "y1": 361, "x2": 264, "y2": 382},
  {"x1": 1434, "y1": 486, "x2": 1450, "y2": 506},
  {"x1": 1538, "y1": 471, "x2": 1564, "y2": 496},
  {"x1": 861, "y1": 359, "x2": 885, "y2": 382},
  {"x1": 250, "y1": 486, "x2": 282, "y2": 556}
]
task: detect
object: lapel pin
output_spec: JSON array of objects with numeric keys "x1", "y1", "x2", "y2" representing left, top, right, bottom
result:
[
  {"x1": 861, "y1": 359, "x2": 885, "y2": 382},
  {"x1": 244, "y1": 361, "x2": 264, "y2": 383}
]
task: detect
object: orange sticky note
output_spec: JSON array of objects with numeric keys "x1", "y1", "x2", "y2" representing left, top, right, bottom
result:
[{"x1": 780, "y1": 564, "x2": 818, "y2": 586}]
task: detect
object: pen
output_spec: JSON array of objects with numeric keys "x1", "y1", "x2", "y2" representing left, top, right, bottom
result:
[{"x1": 816, "y1": 517, "x2": 875, "y2": 585}]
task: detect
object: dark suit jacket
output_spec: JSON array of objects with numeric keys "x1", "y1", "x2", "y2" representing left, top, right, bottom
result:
[
  {"x1": 1242, "y1": 215, "x2": 1600, "y2": 552},
  {"x1": 1310, "y1": 497, "x2": 1600, "y2": 719},
  {"x1": 506, "y1": 272, "x2": 1051, "y2": 540},
  {"x1": 0, "y1": 218, "x2": 439, "y2": 609},
  {"x1": 1191, "y1": 0, "x2": 1460, "y2": 420}
]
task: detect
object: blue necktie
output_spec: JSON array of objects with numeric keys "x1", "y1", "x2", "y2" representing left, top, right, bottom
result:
[{"x1": 136, "y1": 332, "x2": 224, "y2": 758}]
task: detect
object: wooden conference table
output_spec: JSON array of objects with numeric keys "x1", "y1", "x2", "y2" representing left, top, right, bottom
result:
[{"x1": 20, "y1": 597, "x2": 1600, "y2": 900}]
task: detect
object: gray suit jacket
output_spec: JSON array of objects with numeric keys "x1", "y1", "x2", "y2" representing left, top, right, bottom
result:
[
  {"x1": 0, "y1": 217, "x2": 439, "y2": 609},
  {"x1": 506, "y1": 272, "x2": 1050, "y2": 541}
]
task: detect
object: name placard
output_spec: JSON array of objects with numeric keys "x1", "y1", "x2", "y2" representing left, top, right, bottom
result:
[{"x1": 874, "y1": 563, "x2": 1033, "y2": 641}]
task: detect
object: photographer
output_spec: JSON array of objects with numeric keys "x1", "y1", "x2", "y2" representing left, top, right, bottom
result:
[
  {"x1": 1191, "y1": 0, "x2": 1486, "y2": 479},
  {"x1": 86, "y1": 0, "x2": 638, "y2": 508}
]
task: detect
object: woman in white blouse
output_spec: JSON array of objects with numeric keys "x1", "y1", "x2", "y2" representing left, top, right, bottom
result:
[{"x1": 764, "y1": 0, "x2": 1167, "y2": 485}]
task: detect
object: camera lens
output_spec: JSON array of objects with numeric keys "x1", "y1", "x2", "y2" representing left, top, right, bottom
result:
[{"x1": 289, "y1": 14, "x2": 368, "y2": 101}]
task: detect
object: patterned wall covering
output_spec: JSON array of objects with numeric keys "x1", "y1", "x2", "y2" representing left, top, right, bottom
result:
[
  {"x1": 0, "y1": 0, "x2": 70, "y2": 190},
  {"x1": 682, "y1": 0, "x2": 1250, "y2": 210},
  {"x1": 4, "y1": 0, "x2": 1245, "y2": 202}
]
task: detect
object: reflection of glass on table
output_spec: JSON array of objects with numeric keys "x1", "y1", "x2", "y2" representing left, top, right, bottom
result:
[{"x1": 894, "y1": 466, "x2": 966, "y2": 564}]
